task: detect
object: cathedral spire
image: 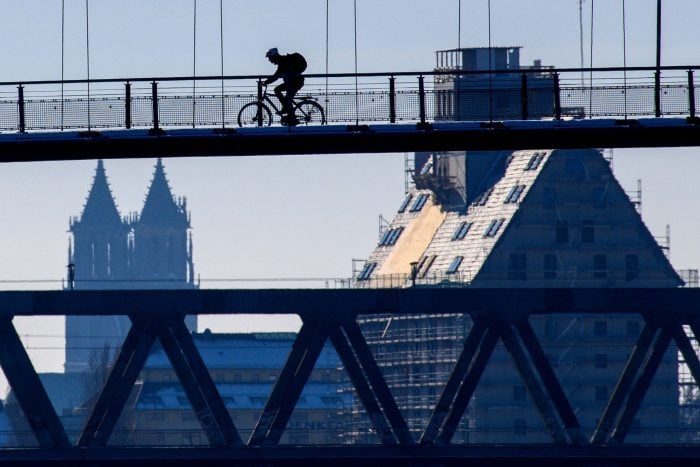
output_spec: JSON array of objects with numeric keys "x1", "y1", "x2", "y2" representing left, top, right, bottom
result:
[
  {"x1": 76, "y1": 159, "x2": 122, "y2": 228},
  {"x1": 140, "y1": 158, "x2": 188, "y2": 226}
]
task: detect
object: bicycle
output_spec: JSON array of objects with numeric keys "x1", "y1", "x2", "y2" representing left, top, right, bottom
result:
[{"x1": 237, "y1": 84, "x2": 326, "y2": 127}]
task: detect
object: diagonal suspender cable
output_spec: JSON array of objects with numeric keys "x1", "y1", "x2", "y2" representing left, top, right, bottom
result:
[
  {"x1": 353, "y1": 0, "x2": 359, "y2": 125},
  {"x1": 622, "y1": 0, "x2": 627, "y2": 118},
  {"x1": 589, "y1": 0, "x2": 594, "y2": 116},
  {"x1": 61, "y1": 0, "x2": 65, "y2": 130},
  {"x1": 85, "y1": 0, "x2": 91, "y2": 131},
  {"x1": 192, "y1": 0, "x2": 197, "y2": 127},
  {"x1": 220, "y1": 0, "x2": 225, "y2": 128}
]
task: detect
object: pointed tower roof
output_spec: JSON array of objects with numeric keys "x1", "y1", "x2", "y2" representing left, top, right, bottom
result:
[
  {"x1": 76, "y1": 160, "x2": 122, "y2": 228},
  {"x1": 139, "y1": 159, "x2": 188, "y2": 226}
]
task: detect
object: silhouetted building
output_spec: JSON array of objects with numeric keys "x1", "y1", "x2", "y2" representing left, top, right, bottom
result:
[{"x1": 65, "y1": 159, "x2": 196, "y2": 374}]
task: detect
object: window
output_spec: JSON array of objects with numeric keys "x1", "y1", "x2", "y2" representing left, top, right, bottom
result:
[
  {"x1": 379, "y1": 227, "x2": 404, "y2": 246},
  {"x1": 595, "y1": 386, "x2": 609, "y2": 402},
  {"x1": 627, "y1": 320, "x2": 641, "y2": 338},
  {"x1": 357, "y1": 262, "x2": 377, "y2": 281},
  {"x1": 556, "y1": 221, "x2": 569, "y2": 243},
  {"x1": 594, "y1": 321, "x2": 608, "y2": 337},
  {"x1": 504, "y1": 184, "x2": 526, "y2": 204},
  {"x1": 524, "y1": 152, "x2": 545, "y2": 171},
  {"x1": 446, "y1": 256, "x2": 464, "y2": 275},
  {"x1": 508, "y1": 253, "x2": 527, "y2": 280},
  {"x1": 513, "y1": 385, "x2": 527, "y2": 402},
  {"x1": 626, "y1": 254, "x2": 639, "y2": 281},
  {"x1": 582, "y1": 221, "x2": 595, "y2": 243},
  {"x1": 418, "y1": 255, "x2": 438, "y2": 278},
  {"x1": 542, "y1": 186, "x2": 556, "y2": 209},
  {"x1": 409, "y1": 193, "x2": 430, "y2": 212},
  {"x1": 398, "y1": 194, "x2": 413, "y2": 213},
  {"x1": 593, "y1": 254, "x2": 607, "y2": 278},
  {"x1": 513, "y1": 419, "x2": 527, "y2": 435},
  {"x1": 484, "y1": 218, "x2": 505, "y2": 237},
  {"x1": 594, "y1": 353, "x2": 608, "y2": 368},
  {"x1": 474, "y1": 187, "x2": 493, "y2": 206},
  {"x1": 544, "y1": 254, "x2": 557, "y2": 279},
  {"x1": 451, "y1": 221, "x2": 473, "y2": 241}
]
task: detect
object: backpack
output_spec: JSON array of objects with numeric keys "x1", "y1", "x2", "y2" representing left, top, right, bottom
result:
[{"x1": 288, "y1": 53, "x2": 307, "y2": 74}]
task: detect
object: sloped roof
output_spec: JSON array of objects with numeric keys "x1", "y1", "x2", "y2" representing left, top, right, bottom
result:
[
  {"x1": 135, "y1": 381, "x2": 350, "y2": 411},
  {"x1": 139, "y1": 159, "x2": 188, "y2": 226},
  {"x1": 75, "y1": 160, "x2": 123, "y2": 229},
  {"x1": 364, "y1": 149, "x2": 682, "y2": 288},
  {"x1": 144, "y1": 333, "x2": 341, "y2": 370}
]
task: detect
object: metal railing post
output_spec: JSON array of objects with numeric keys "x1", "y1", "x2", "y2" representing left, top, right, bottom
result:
[
  {"x1": 151, "y1": 81, "x2": 159, "y2": 130},
  {"x1": 418, "y1": 75, "x2": 426, "y2": 125},
  {"x1": 389, "y1": 76, "x2": 396, "y2": 123},
  {"x1": 654, "y1": 71, "x2": 662, "y2": 118},
  {"x1": 17, "y1": 85, "x2": 25, "y2": 133},
  {"x1": 553, "y1": 72, "x2": 562, "y2": 121},
  {"x1": 688, "y1": 70, "x2": 696, "y2": 120},
  {"x1": 125, "y1": 82, "x2": 132, "y2": 129},
  {"x1": 257, "y1": 79, "x2": 263, "y2": 127},
  {"x1": 521, "y1": 73, "x2": 529, "y2": 120}
]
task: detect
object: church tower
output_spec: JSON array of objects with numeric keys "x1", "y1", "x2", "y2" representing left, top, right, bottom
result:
[
  {"x1": 66, "y1": 160, "x2": 131, "y2": 373},
  {"x1": 66, "y1": 159, "x2": 196, "y2": 374},
  {"x1": 130, "y1": 159, "x2": 195, "y2": 288}
]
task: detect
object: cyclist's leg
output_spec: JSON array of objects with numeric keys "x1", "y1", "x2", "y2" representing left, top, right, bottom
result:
[
  {"x1": 274, "y1": 83, "x2": 289, "y2": 114},
  {"x1": 285, "y1": 77, "x2": 305, "y2": 121}
]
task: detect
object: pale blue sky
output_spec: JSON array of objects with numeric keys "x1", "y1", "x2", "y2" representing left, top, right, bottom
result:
[{"x1": 1, "y1": 0, "x2": 700, "y2": 375}]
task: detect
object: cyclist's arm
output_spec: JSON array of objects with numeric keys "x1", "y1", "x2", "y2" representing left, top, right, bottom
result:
[{"x1": 263, "y1": 68, "x2": 282, "y2": 85}]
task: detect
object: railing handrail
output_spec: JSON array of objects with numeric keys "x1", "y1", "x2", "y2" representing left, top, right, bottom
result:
[{"x1": 6, "y1": 64, "x2": 700, "y2": 88}]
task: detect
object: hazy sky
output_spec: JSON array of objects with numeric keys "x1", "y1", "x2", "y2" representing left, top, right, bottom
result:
[{"x1": 1, "y1": 0, "x2": 700, "y2": 375}]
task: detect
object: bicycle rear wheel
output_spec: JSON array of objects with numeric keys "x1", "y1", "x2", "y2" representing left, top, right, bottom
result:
[
  {"x1": 295, "y1": 100, "x2": 326, "y2": 125},
  {"x1": 238, "y1": 102, "x2": 272, "y2": 127}
]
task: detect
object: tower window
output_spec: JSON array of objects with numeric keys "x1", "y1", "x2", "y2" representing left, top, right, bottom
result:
[
  {"x1": 582, "y1": 221, "x2": 595, "y2": 243},
  {"x1": 544, "y1": 254, "x2": 557, "y2": 279},
  {"x1": 594, "y1": 321, "x2": 608, "y2": 337},
  {"x1": 556, "y1": 221, "x2": 569, "y2": 243},
  {"x1": 504, "y1": 184, "x2": 526, "y2": 204},
  {"x1": 626, "y1": 254, "x2": 639, "y2": 281},
  {"x1": 398, "y1": 194, "x2": 413, "y2": 213},
  {"x1": 451, "y1": 221, "x2": 473, "y2": 241},
  {"x1": 593, "y1": 254, "x2": 607, "y2": 278},
  {"x1": 446, "y1": 256, "x2": 464, "y2": 275},
  {"x1": 484, "y1": 218, "x2": 505, "y2": 237},
  {"x1": 409, "y1": 193, "x2": 430, "y2": 212},
  {"x1": 508, "y1": 253, "x2": 527, "y2": 280}
]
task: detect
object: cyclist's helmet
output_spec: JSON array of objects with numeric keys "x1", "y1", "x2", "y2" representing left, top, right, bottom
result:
[{"x1": 266, "y1": 48, "x2": 280, "y2": 59}]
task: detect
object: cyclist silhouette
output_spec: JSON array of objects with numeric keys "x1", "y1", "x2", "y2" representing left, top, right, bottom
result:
[{"x1": 263, "y1": 48, "x2": 307, "y2": 124}]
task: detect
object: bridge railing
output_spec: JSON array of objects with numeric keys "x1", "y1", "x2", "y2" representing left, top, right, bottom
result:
[{"x1": 2, "y1": 66, "x2": 699, "y2": 132}]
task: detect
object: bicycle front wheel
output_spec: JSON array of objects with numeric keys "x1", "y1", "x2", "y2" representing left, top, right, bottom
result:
[
  {"x1": 295, "y1": 100, "x2": 326, "y2": 125},
  {"x1": 238, "y1": 102, "x2": 272, "y2": 127}
]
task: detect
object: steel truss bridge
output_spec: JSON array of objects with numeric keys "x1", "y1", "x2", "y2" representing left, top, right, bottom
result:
[
  {"x1": 2, "y1": 65, "x2": 700, "y2": 162},
  {"x1": 0, "y1": 288, "x2": 699, "y2": 466}
]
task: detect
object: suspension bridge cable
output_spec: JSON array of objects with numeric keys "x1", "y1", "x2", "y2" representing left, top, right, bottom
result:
[
  {"x1": 589, "y1": 0, "x2": 594, "y2": 116},
  {"x1": 61, "y1": 0, "x2": 65, "y2": 130},
  {"x1": 487, "y1": 0, "x2": 493, "y2": 122},
  {"x1": 579, "y1": 0, "x2": 585, "y2": 85},
  {"x1": 325, "y1": 0, "x2": 329, "y2": 106},
  {"x1": 622, "y1": 0, "x2": 627, "y2": 118},
  {"x1": 458, "y1": 0, "x2": 461, "y2": 50},
  {"x1": 353, "y1": 0, "x2": 359, "y2": 125},
  {"x1": 85, "y1": 0, "x2": 91, "y2": 131},
  {"x1": 192, "y1": 0, "x2": 197, "y2": 127},
  {"x1": 219, "y1": 0, "x2": 225, "y2": 128}
]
